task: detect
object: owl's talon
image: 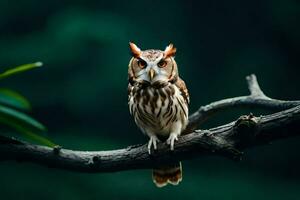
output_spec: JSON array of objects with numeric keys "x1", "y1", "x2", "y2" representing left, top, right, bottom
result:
[
  {"x1": 167, "y1": 134, "x2": 178, "y2": 151},
  {"x1": 148, "y1": 136, "x2": 159, "y2": 154}
]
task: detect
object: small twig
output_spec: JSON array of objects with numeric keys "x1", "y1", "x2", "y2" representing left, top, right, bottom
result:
[{"x1": 246, "y1": 74, "x2": 266, "y2": 97}]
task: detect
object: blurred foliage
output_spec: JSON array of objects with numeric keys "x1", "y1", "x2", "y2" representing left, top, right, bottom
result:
[
  {"x1": 0, "y1": 0, "x2": 299, "y2": 199},
  {"x1": 0, "y1": 62, "x2": 55, "y2": 147},
  {"x1": 0, "y1": 62, "x2": 42, "y2": 79}
]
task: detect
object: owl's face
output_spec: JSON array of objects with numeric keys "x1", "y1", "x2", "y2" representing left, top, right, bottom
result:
[{"x1": 128, "y1": 43, "x2": 178, "y2": 85}]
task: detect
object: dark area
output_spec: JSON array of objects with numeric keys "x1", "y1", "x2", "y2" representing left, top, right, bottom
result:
[{"x1": 0, "y1": 0, "x2": 299, "y2": 199}]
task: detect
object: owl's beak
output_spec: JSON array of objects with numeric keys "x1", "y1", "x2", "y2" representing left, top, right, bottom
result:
[{"x1": 148, "y1": 68, "x2": 156, "y2": 81}]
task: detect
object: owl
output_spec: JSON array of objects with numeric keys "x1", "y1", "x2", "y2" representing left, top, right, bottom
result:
[{"x1": 128, "y1": 42, "x2": 189, "y2": 187}]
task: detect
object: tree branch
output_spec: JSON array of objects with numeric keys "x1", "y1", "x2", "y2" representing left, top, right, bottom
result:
[
  {"x1": 0, "y1": 74, "x2": 299, "y2": 173},
  {"x1": 186, "y1": 74, "x2": 300, "y2": 132}
]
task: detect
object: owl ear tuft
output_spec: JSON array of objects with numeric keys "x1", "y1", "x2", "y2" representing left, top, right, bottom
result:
[
  {"x1": 129, "y1": 42, "x2": 141, "y2": 58},
  {"x1": 164, "y1": 43, "x2": 177, "y2": 58}
]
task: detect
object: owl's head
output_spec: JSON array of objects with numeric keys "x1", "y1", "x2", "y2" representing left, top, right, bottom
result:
[{"x1": 128, "y1": 42, "x2": 178, "y2": 86}]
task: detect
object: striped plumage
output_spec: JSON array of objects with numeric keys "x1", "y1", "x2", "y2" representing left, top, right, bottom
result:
[
  {"x1": 128, "y1": 81, "x2": 188, "y2": 139},
  {"x1": 128, "y1": 42, "x2": 189, "y2": 187}
]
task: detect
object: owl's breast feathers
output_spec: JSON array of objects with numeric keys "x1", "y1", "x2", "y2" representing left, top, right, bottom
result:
[{"x1": 128, "y1": 79, "x2": 189, "y2": 137}]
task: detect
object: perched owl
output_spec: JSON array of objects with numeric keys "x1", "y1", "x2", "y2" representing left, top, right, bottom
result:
[{"x1": 128, "y1": 42, "x2": 189, "y2": 187}]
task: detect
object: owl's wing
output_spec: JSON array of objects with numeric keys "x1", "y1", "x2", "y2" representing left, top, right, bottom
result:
[
  {"x1": 128, "y1": 83, "x2": 133, "y2": 96},
  {"x1": 175, "y1": 77, "x2": 190, "y2": 104}
]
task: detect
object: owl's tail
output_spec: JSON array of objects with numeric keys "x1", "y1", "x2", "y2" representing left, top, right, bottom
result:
[{"x1": 152, "y1": 162, "x2": 182, "y2": 187}]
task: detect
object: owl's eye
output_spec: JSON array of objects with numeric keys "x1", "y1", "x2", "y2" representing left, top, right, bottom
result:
[
  {"x1": 158, "y1": 60, "x2": 167, "y2": 68},
  {"x1": 137, "y1": 59, "x2": 147, "y2": 69}
]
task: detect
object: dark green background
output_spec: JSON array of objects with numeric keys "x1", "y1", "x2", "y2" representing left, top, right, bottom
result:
[{"x1": 0, "y1": 0, "x2": 300, "y2": 199}]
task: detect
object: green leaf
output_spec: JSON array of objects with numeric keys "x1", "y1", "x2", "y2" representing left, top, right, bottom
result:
[
  {"x1": 0, "y1": 105, "x2": 55, "y2": 147},
  {"x1": 0, "y1": 61, "x2": 55, "y2": 147},
  {"x1": 0, "y1": 107, "x2": 38, "y2": 127},
  {"x1": 0, "y1": 115, "x2": 55, "y2": 147},
  {"x1": 21, "y1": 130, "x2": 56, "y2": 147},
  {"x1": 0, "y1": 88, "x2": 31, "y2": 111},
  {"x1": 0, "y1": 104, "x2": 45, "y2": 131},
  {"x1": 0, "y1": 62, "x2": 43, "y2": 80}
]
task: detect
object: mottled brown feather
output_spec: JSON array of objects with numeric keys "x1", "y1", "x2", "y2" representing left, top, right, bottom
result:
[
  {"x1": 152, "y1": 162, "x2": 182, "y2": 187},
  {"x1": 175, "y1": 77, "x2": 190, "y2": 104},
  {"x1": 129, "y1": 42, "x2": 141, "y2": 58},
  {"x1": 164, "y1": 43, "x2": 177, "y2": 58}
]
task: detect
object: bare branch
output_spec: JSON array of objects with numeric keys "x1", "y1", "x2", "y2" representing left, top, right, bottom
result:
[
  {"x1": 0, "y1": 105, "x2": 299, "y2": 172},
  {"x1": 0, "y1": 74, "x2": 299, "y2": 173},
  {"x1": 186, "y1": 74, "x2": 300, "y2": 132}
]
